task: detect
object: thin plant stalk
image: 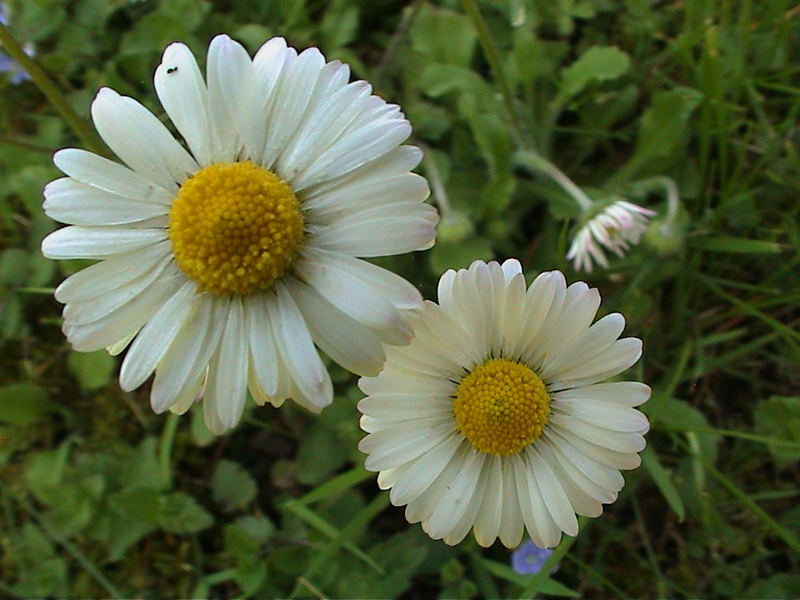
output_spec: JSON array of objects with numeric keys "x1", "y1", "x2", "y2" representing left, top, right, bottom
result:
[{"x1": 0, "y1": 22, "x2": 106, "y2": 155}]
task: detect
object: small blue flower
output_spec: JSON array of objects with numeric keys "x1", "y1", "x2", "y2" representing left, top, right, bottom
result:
[
  {"x1": 511, "y1": 540, "x2": 554, "y2": 575},
  {"x1": 0, "y1": 2, "x2": 33, "y2": 85}
]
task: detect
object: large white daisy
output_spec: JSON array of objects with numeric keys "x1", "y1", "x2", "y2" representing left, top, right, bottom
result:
[
  {"x1": 357, "y1": 259, "x2": 649, "y2": 548},
  {"x1": 41, "y1": 35, "x2": 437, "y2": 433}
]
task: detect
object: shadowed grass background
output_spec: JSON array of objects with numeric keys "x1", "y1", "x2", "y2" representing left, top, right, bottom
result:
[{"x1": 0, "y1": 0, "x2": 798, "y2": 597}]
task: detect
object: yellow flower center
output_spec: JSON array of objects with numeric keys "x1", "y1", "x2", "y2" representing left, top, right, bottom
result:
[
  {"x1": 168, "y1": 161, "x2": 304, "y2": 295},
  {"x1": 452, "y1": 358, "x2": 550, "y2": 456}
]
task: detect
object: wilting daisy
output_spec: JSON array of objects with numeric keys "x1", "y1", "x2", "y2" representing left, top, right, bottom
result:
[
  {"x1": 41, "y1": 35, "x2": 437, "y2": 433},
  {"x1": 358, "y1": 259, "x2": 649, "y2": 548},
  {"x1": 566, "y1": 199, "x2": 655, "y2": 272}
]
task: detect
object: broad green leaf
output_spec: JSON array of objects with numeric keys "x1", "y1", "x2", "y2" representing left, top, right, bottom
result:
[
  {"x1": 233, "y1": 515, "x2": 275, "y2": 544},
  {"x1": 67, "y1": 350, "x2": 115, "y2": 390},
  {"x1": 157, "y1": 492, "x2": 214, "y2": 534},
  {"x1": 411, "y1": 4, "x2": 476, "y2": 67},
  {"x1": 626, "y1": 87, "x2": 703, "y2": 169},
  {"x1": 754, "y1": 396, "x2": 800, "y2": 464},
  {"x1": 559, "y1": 46, "x2": 630, "y2": 99},
  {"x1": 0, "y1": 383, "x2": 54, "y2": 426},
  {"x1": 641, "y1": 447, "x2": 686, "y2": 521},
  {"x1": 693, "y1": 235, "x2": 781, "y2": 254},
  {"x1": 429, "y1": 238, "x2": 494, "y2": 274},
  {"x1": 295, "y1": 422, "x2": 349, "y2": 485},
  {"x1": 0, "y1": 248, "x2": 30, "y2": 286},
  {"x1": 211, "y1": 459, "x2": 258, "y2": 512},
  {"x1": 106, "y1": 487, "x2": 161, "y2": 560}
]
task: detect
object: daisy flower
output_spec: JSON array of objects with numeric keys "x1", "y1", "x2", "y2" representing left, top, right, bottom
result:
[
  {"x1": 566, "y1": 199, "x2": 655, "y2": 272},
  {"x1": 357, "y1": 259, "x2": 649, "y2": 548},
  {"x1": 41, "y1": 35, "x2": 437, "y2": 433}
]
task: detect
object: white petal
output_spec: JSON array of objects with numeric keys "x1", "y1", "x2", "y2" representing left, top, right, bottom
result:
[
  {"x1": 64, "y1": 272, "x2": 184, "y2": 352},
  {"x1": 302, "y1": 145, "x2": 422, "y2": 199},
  {"x1": 548, "y1": 338, "x2": 643, "y2": 390},
  {"x1": 498, "y1": 270, "x2": 527, "y2": 358},
  {"x1": 527, "y1": 281, "x2": 595, "y2": 367},
  {"x1": 54, "y1": 241, "x2": 171, "y2": 303},
  {"x1": 53, "y1": 149, "x2": 173, "y2": 204},
  {"x1": 552, "y1": 381, "x2": 651, "y2": 407},
  {"x1": 359, "y1": 370, "x2": 454, "y2": 397},
  {"x1": 472, "y1": 455, "x2": 504, "y2": 547},
  {"x1": 271, "y1": 281, "x2": 333, "y2": 411},
  {"x1": 119, "y1": 280, "x2": 198, "y2": 391},
  {"x1": 544, "y1": 429, "x2": 626, "y2": 489},
  {"x1": 358, "y1": 393, "x2": 452, "y2": 423},
  {"x1": 168, "y1": 373, "x2": 204, "y2": 415},
  {"x1": 294, "y1": 253, "x2": 413, "y2": 345},
  {"x1": 62, "y1": 254, "x2": 173, "y2": 326},
  {"x1": 286, "y1": 276, "x2": 385, "y2": 376},
  {"x1": 151, "y1": 296, "x2": 225, "y2": 413},
  {"x1": 405, "y1": 446, "x2": 464, "y2": 524},
  {"x1": 293, "y1": 117, "x2": 411, "y2": 191},
  {"x1": 154, "y1": 43, "x2": 214, "y2": 166},
  {"x1": 389, "y1": 435, "x2": 463, "y2": 506},
  {"x1": 425, "y1": 449, "x2": 485, "y2": 541},
  {"x1": 550, "y1": 414, "x2": 646, "y2": 453},
  {"x1": 514, "y1": 270, "x2": 565, "y2": 362},
  {"x1": 541, "y1": 313, "x2": 625, "y2": 380},
  {"x1": 245, "y1": 292, "x2": 281, "y2": 399},
  {"x1": 300, "y1": 246, "x2": 421, "y2": 309},
  {"x1": 307, "y1": 215, "x2": 436, "y2": 257},
  {"x1": 513, "y1": 454, "x2": 561, "y2": 548},
  {"x1": 42, "y1": 226, "x2": 166, "y2": 260},
  {"x1": 501, "y1": 258, "x2": 523, "y2": 280},
  {"x1": 205, "y1": 296, "x2": 249, "y2": 430},
  {"x1": 529, "y1": 446, "x2": 579, "y2": 536},
  {"x1": 207, "y1": 34, "x2": 264, "y2": 162},
  {"x1": 303, "y1": 173, "x2": 429, "y2": 225},
  {"x1": 262, "y1": 47, "x2": 326, "y2": 168},
  {"x1": 537, "y1": 440, "x2": 604, "y2": 517},
  {"x1": 359, "y1": 419, "x2": 454, "y2": 471},
  {"x1": 278, "y1": 80, "x2": 372, "y2": 181},
  {"x1": 44, "y1": 177, "x2": 167, "y2": 226},
  {"x1": 91, "y1": 88, "x2": 197, "y2": 189},
  {"x1": 498, "y1": 459, "x2": 525, "y2": 548},
  {"x1": 554, "y1": 399, "x2": 650, "y2": 433},
  {"x1": 203, "y1": 35, "x2": 240, "y2": 162}
]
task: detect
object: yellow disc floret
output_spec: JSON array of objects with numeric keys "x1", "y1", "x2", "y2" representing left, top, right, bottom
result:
[
  {"x1": 452, "y1": 358, "x2": 550, "y2": 456},
  {"x1": 168, "y1": 161, "x2": 304, "y2": 295}
]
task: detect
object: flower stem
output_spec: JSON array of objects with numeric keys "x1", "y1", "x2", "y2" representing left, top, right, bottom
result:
[
  {"x1": 515, "y1": 150, "x2": 594, "y2": 211},
  {"x1": 158, "y1": 413, "x2": 180, "y2": 490},
  {"x1": 0, "y1": 22, "x2": 106, "y2": 155},
  {"x1": 461, "y1": 0, "x2": 595, "y2": 213},
  {"x1": 461, "y1": 0, "x2": 523, "y2": 145}
]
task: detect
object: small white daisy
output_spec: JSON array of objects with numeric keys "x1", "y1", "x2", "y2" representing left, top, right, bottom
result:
[
  {"x1": 41, "y1": 35, "x2": 437, "y2": 433},
  {"x1": 566, "y1": 199, "x2": 655, "y2": 272},
  {"x1": 357, "y1": 259, "x2": 649, "y2": 548}
]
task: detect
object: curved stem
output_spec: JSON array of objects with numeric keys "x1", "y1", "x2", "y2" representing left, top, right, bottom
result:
[
  {"x1": 0, "y1": 22, "x2": 106, "y2": 155},
  {"x1": 515, "y1": 150, "x2": 594, "y2": 211},
  {"x1": 158, "y1": 413, "x2": 180, "y2": 490},
  {"x1": 626, "y1": 176, "x2": 681, "y2": 223}
]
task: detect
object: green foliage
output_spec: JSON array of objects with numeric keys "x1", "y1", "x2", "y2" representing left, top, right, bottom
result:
[{"x1": 1, "y1": 0, "x2": 799, "y2": 597}]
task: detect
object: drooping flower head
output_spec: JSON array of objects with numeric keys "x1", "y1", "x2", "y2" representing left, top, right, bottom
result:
[
  {"x1": 358, "y1": 260, "x2": 649, "y2": 548},
  {"x1": 42, "y1": 35, "x2": 437, "y2": 433},
  {"x1": 566, "y1": 199, "x2": 655, "y2": 272}
]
